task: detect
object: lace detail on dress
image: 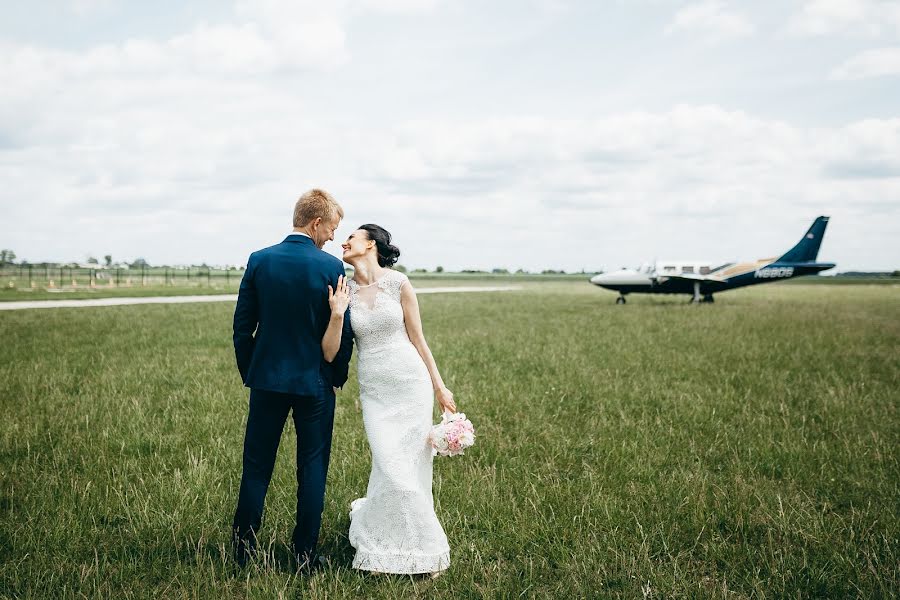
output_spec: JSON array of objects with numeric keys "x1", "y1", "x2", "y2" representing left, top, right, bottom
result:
[
  {"x1": 347, "y1": 270, "x2": 407, "y2": 308},
  {"x1": 376, "y1": 269, "x2": 407, "y2": 301},
  {"x1": 347, "y1": 268, "x2": 450, "y2": 574},
  {"x1": 348, "y1": 271, "x2": 413, "y2": 354}
]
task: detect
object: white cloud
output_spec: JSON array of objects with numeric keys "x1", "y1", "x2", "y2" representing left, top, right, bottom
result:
[
  {"x1": 1, "y1": 1, "x2": 898, "y2": 272},
  {"x1": 69, "y1": 0, "x2": 113, "y2": 15},
  {"x1": 820, "y1": 117, "x2": 900, "y2": 179},
  {"x1": 353, "y1": 109, "x2": 899, "y2": 270},
  {"x1": 7, "y1": 0, "x2": 444, "y2": 83},
  {"x1": 2, "y1": 36, "x2": 898, "y2": 271},
  {"x1": 787, "y1": 0, "x2": 900, "y2": 37},
  {"x1": 352, "y1": 107, "x2": 898, "y2": 264},
  {"x1": 665, "y1": 1, "x2": 755, "y2": 42},
  {"x1": 0, "y1": 25, "x2": 341, "y2": 84},
  {"x1": 357, "y1": 0, "x2": 439, "y2": 12},
  {"x1": 830, "y1": 46, "x2": 900, "y2": 78}
]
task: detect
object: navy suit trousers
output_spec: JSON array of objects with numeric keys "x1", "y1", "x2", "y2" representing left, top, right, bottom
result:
[{"x1": 232, "y1": 384, "x2": 336, "y2": 563}]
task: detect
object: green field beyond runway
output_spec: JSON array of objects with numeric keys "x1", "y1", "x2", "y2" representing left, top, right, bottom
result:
[{"x1": 0, "y1": 283, "x2": 897, "y2": 598}]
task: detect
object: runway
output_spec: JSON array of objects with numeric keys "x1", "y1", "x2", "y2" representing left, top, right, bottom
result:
[{"x1": 0, "y1": 286, "x2": 521, "y2": 311}]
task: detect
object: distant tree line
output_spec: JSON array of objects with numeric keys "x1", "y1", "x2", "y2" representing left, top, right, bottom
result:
[
  {"x1": 835, "y1": 271, "x2": 900, "y2": 278},
  {"x1": 3, "y1": 248, "x2": 609, "y2": 274},
  {"x1": 25, "y1": 249, "x2": 899, "y2": 277},
  {"x1": 0, "y1": 251, "x2": 248, "y2": 271}
]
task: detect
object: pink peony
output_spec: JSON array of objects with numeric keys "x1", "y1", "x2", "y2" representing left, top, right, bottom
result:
[{"x1": 429, "y1": 412, "x2": 476, "y2": 457}]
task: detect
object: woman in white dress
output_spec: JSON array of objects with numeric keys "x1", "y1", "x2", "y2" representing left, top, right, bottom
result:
[{"x1": 321, "y1": 223, "x2": 457, "y2": 576}]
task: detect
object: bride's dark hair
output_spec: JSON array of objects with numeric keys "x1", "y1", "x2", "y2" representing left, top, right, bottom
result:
[{"x1": 359, "y1": 224, "x2": 401, "y2": 268}]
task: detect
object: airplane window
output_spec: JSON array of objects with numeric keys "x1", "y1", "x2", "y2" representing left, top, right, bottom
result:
[
  {"x1": 683, "y1": 266, "x2": 694, "y2": 274},
  {"x1": 700, "y1": 266, "x2": 710, "y2": 274},
  {"x1": 664, "y1": 266, "x2": 676, "y2": 272}
]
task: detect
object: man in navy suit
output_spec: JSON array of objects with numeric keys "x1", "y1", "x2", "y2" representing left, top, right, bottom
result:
[{"x1": 231, "y1": 189, "x2": 354, "y2": 569}]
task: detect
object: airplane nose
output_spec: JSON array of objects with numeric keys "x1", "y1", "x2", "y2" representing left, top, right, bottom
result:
[{"x1": 590, "y1": 270, "x2": 653, "y2": 287}]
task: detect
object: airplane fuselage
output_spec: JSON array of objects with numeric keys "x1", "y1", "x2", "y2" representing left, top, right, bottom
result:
[
  {"x1": 590, "y1": 216, "x2": 836, "y2": 303},
  {"x1": 591, "y1": 261, "x2": 836, "y2": 296}
]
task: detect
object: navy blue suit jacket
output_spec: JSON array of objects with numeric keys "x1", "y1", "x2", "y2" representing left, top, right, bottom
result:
[{"x1": 232, "y1": 234, "x2": 354, "y2": 395}]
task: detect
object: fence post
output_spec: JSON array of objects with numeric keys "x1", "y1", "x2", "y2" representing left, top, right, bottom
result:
[
  {"x1": 207, "y1": 268, "x2": 211, "y2": 287},
  {"x1": 29, "y1": 265, "x2": 33, "y2": 288}
]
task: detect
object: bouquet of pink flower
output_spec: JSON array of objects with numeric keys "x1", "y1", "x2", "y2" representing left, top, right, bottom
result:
[{"x1": 429, "y1": 411, "x2": 475, "y2": 457}]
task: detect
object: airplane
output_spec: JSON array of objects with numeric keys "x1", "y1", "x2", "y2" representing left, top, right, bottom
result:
[{"x1": 590, "y1": 216, "x2": 836, "y2": 304}]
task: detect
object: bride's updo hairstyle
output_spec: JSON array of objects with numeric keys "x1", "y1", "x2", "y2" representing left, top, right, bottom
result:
[{"x1": 359, "y1": 224, "x2": 401, "y2": 268}]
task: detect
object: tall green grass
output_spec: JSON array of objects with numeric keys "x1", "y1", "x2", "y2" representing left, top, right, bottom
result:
[{"x1": 0, "y1": 283, "x2": 897, "y2": 598}]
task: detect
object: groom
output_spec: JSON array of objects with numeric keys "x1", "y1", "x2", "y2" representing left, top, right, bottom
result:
[{"x1": 231, "y1": 189, "x2": 354, "y2": 568}]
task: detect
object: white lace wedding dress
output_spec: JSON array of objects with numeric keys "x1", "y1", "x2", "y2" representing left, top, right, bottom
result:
[{"x1": 347, "y1": 269, "x2": 451, "y2": 574}]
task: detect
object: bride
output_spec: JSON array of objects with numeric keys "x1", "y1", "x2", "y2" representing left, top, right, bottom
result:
[{"x1": 322, "y1": 223, "x2": 457, "y2": 576}]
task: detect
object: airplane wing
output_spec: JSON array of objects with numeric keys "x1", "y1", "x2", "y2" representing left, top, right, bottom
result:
[
  {"x1": 657, "y1": 273, "x2": 732, "y2": 289},
  {"x1": 658, "y1": 273, "x2": 721, "y2": 282}
]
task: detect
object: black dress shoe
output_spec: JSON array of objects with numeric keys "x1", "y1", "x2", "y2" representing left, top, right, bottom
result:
[
  {"x1": 232, "y1": 536, "x2": 256, "y2": 568},
  {"x1": 295, "y1": 553, "x2": 327, "y2": 573}
]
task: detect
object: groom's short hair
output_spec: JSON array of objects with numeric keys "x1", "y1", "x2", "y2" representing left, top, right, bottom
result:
[{"x1": 294, "y1": 189, "x2": 344, "y2": 227}]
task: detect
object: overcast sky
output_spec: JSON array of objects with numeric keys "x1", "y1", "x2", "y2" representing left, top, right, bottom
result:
[{"x1": 1, "y1": 0, "x2": 899, "y2": 271}]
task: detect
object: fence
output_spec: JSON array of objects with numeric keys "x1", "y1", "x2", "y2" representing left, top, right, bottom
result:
[{"x1": 0, "y1": 265, "x2": 245, "y2": 290}]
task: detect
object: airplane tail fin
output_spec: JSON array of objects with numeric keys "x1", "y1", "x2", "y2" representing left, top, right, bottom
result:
[{"x1": 777, "y1": 216, "x2": 830, "y2": 263}]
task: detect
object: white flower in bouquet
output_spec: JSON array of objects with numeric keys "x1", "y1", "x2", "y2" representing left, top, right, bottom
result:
[
  {"x1": 458, "y1": 430, "x2": 475, "y2": 447},
  {"x1": 429, "y1": 411, "x2": 475, "y2": 457},
  {"x1": 433, "y1": 434, "x2": 449, "y2": 453}
]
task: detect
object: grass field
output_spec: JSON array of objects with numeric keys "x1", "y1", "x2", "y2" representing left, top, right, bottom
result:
[{"x1": 1, "y1": 282, "x2": 897, "y2": 598}]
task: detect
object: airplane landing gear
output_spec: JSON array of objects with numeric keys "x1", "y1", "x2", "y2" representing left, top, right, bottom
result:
[
  {"x1": 689, "y1": 283, "x2": 714, "y2": 303},
  {"x1": 616, "y1": 295, "x2": 627, "y2": 305}
]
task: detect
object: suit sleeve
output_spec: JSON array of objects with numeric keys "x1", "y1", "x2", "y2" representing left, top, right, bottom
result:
[
  {"x1": 232, "y1": 255, "x2": 259, "y2": 384},
  {"x1": 330, "y1": 264, "x2": 354, "y2": 388}
]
